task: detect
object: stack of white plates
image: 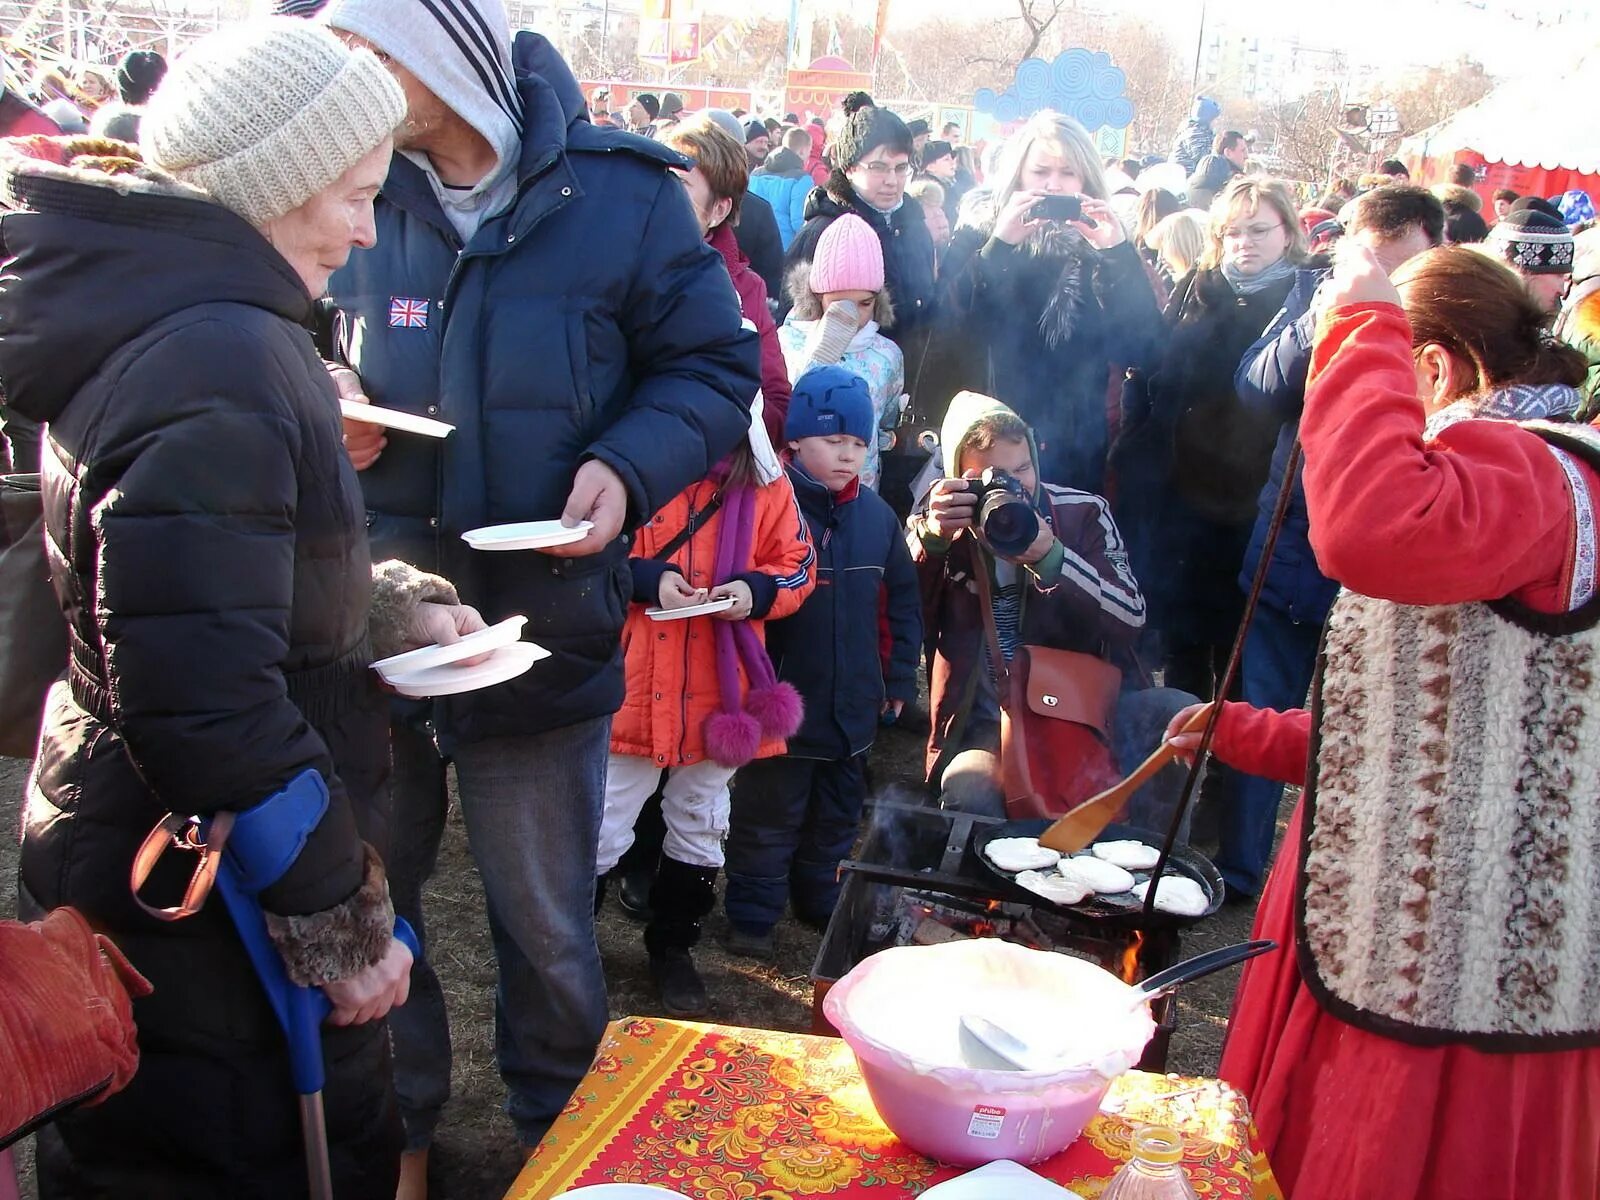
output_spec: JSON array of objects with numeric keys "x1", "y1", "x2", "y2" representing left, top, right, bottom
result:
[{"x1": 371, "y1": 616, "x2": 547, "y2": 697}]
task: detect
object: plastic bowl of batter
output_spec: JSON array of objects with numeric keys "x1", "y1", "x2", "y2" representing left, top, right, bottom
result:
[{"x1": 822, "y1": 940, "x2": 1154, "y2": 1166}]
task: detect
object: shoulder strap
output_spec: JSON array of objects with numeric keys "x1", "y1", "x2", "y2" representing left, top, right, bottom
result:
[
  {"x1": 967, "y1": 533, "x2": 1008, "y2": 691},
  {"x1": 652, "y1": 491, "x2": 724, "y2": 562}
]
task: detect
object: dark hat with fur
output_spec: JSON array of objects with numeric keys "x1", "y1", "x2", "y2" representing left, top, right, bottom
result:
[
  {"x1": 635, "y1": 92, "x2": 660, "y2": 120},
  {"x1": 832, "y1": 105, "x2": 912, "y2": 170}
]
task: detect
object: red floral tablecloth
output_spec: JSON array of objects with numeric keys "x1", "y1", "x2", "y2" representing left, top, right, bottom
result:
[{"x1": 507, "y1": 1018, "x2": 1282, "y2": 1199}]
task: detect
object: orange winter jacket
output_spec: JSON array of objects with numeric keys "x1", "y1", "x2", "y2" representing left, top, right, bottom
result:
[{"x1": 611, "y1": 474, "x2": 815, "y2": 766}]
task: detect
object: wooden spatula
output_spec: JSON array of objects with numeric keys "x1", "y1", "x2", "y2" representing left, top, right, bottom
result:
[{"x1": 1037, "y1": 706, "x2": 1210, "y2": 853}]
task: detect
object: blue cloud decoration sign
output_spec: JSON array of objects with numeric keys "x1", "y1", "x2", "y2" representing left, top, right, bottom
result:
[{"x1": 974, "y1": 48, "x2": 1135, "y2": 132}]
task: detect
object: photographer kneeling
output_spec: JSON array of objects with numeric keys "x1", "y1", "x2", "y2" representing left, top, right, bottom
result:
[{"x1": 911, "y1": 392, "x2": 1197, "y2": 836}]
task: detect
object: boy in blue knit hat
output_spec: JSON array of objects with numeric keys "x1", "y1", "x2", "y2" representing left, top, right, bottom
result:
[{"x1": 722, "y1": 366, "x2": 922, "y2": 957}]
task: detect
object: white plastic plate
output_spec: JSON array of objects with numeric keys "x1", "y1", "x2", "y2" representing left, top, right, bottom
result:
[
  {"x1": 461, "y1": 520, "x2": 593, "y2": 551},
  {"x1": 645, "y1": 597, "x2": 737, "y2": 621},
  {"x1": 339, "y1": 399, "x2": 454, "y2": 438},
  {"x1": 919, "y1": 1159, "x2": 1086, "y2": 1199},
  {"x1": 370, "y1": 616, "x2": 528, "y2": 683},
  {"x1": 386, "y1": 641, "x2": 549, "y2": 698}
]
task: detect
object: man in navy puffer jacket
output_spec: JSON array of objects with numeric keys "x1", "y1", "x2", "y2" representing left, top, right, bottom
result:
[
  {"x1": 321, "y1": 0, "x2": 759, "y2": 1169},
  {"x1": 1224, "y1": 185, "x2": 1442, "y2": 896}
]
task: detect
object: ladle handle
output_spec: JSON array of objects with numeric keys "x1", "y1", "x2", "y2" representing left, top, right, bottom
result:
[{"x1": 1135, "y1": 939, "x2": 1276, "y2": 1002}]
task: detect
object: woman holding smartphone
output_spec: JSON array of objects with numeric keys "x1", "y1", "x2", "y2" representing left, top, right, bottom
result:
[{"x1": 935, "y1": 110, "x2": 1162, "y2": 494}]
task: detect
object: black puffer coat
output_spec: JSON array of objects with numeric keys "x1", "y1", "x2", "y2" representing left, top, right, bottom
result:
[
  {"x1": 934, "y1": 193, "x2": 1163, "y2": 494},
  {"x1": 0, "y1": 140, "x2": 401, "y2": 1198},
  {"x1": 1111, "y1": 264, "x2": 1297, "y2": 652}
]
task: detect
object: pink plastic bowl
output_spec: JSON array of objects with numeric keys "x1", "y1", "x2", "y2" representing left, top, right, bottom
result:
[{"x1": 823, "y1": 940, "x2": 1155, "y2": 1166}]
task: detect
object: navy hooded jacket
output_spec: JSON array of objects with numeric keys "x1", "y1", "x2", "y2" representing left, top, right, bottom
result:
[
  {"x1": 765, "y1": 464, "x2": 921, "y2": 759},
  {"x1": 1233, "y1": 264, "x2": 1340, "y2": 625},
  {"x1": 324, "y1": 32, "x2": 760, "y2": 745}
]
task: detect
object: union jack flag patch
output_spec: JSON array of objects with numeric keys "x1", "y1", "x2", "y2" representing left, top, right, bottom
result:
[{"x1": 388, "y1": 297, "x2": 430, "y2": 329}]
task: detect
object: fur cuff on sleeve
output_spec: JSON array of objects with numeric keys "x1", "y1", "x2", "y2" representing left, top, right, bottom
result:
[
  {"x1": 264, "y1": 845, "x2": 394, "y2": 987},
  {"x1": 368, "y1": 559, "x2": 461, "y2": 661}
]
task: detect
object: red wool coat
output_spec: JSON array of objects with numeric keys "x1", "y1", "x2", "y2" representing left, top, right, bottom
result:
[{"x1": 710, "y1": 222, "x2": 790, "y2": 444}]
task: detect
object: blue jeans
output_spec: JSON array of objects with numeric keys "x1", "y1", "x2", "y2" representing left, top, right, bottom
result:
[
  {"x1": 1215, "y1": 604, "x2": 1321, "y2": 895},
  {"x1": 451, "y1": 717, "x2": 612, "y2": 1147},
  {"x1": 724, "y1": 753, "x2": 867, "y2": 933}
]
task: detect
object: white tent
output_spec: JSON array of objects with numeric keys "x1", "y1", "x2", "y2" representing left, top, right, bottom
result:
[{"x1": 1398, "y1": 48, "x2": 1600, "y2": 175}]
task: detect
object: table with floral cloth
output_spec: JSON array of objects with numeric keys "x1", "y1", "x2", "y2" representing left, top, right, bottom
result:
[{"x1": 507, "y1": 1018, "x2": 1282, "y2": 1199}]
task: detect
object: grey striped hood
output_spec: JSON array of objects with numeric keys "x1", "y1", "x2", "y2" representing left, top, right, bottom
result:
[{"x1": 325, "y1": 0, "x2": 522, "y2": 204}]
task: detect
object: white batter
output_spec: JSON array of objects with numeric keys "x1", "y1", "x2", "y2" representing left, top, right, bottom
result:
[
  {"x1": 985, "y1": 837, "x2": 1061, "y2": 872},
  {"x1": 1091, "y1": 839, "x2": 1161, "y2": 870},
  {"x1": 1132, "y1": 875, "x2": 1209, "y2": 917},
  {"x1": 1015, "y1": 868, "x2": 1092, "y2": 906},
  {"x1": 835, "y1": 940, "x2": 1154, "y2": 1074},
  {"x1": 1059, "y1": 855, "x2": 1135, "y2": 894}
]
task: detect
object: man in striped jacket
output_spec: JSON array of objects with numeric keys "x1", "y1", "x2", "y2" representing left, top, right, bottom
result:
[{"x1": 911, "y1": 392, "x2": 1197, "y2": 832}]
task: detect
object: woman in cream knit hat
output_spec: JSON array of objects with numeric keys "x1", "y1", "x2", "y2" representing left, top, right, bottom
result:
[{"x1": 0, "y1": 18, "x2": 480, "y2": 1198}]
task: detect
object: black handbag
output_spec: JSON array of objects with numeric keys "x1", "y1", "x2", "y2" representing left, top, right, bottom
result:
[{"x1": 0, "y1": 474, "x2": 67, "y2": 758}]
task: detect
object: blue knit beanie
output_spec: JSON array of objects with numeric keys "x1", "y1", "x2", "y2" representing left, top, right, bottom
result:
[{"x1": 785, "y1": 366, "x2": 875, "y2": 445}]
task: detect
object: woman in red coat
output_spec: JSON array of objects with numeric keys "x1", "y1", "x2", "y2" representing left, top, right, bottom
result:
[{"x1": 1169, "y1": 243, "x2": 1600, "y2": 1199}]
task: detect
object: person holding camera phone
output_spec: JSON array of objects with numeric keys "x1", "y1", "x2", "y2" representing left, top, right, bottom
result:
[
  {"x1": 911, "y1": 391, "x2": 1199, "y2": 834},
  {"x1": 934, "y1": 110, "x2": 1162, "y2": 495}
]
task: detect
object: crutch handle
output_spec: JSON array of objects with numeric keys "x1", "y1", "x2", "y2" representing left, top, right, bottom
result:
[{"x1": 216, "y1": 864, "x2": 419, "y2": 1095}]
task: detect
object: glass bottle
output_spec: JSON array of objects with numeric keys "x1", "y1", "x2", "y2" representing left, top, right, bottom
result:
[{"x1": 1100, "y1": 1125, "x2": 1200, "y2": 1200}]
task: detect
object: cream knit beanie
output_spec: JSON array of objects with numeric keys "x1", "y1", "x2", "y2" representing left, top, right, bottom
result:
[{"x1": 143, "y1": 18, "x2": 406, "y2": 226}]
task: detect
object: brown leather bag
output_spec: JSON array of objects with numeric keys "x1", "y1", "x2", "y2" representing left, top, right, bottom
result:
[
  {"x1": 0, "y1": 908, "x2": 151, "y2": 1148},
  {"x1": 973, "y1": 557, "x2": 1122, "y2": 819}
]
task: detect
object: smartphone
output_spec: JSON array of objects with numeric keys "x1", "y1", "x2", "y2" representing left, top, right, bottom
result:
[{"x1": 1030, "y1": 194, "x2": 1094, "y2": 225}]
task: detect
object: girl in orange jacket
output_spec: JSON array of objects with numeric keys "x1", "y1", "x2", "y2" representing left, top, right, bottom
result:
[{"x1": 597, "y1": 403, "x2": 815, "y2": 1013}]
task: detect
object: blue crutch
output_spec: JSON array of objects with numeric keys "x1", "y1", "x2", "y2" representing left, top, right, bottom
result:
[{"x1": 207, "y1": 770, "x2": 418, "y2": 1200}]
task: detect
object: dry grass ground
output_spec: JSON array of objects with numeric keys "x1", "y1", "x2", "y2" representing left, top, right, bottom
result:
[{"x1": 0, "y1": 707, "x2": 1280, "y2": 1200}]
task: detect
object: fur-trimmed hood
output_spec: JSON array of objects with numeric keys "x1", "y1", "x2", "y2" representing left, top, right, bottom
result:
[{"x1": 0, "y1": 134, "x2": 310, "y2": 426}]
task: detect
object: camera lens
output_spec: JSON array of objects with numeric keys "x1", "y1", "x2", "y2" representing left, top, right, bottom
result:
[{"x1": 978, "y1": 492, "x2": 1039, "y2": 557}]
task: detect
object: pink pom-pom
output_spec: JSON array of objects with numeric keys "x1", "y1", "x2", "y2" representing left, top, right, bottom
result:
[
  {"x1": 704, "y1": 710, "x2": 762, "y2": 767},
  {"x1": 746, "y1": 682, "x2": 804, "y2": 740}
]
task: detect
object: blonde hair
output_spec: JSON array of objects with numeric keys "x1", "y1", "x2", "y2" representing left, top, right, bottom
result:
[
  {"x1": 1201, "y1": 176, "x2": 1307, "y2": 270},
  {"x1": 992, "y1": 110, "x2": 1109, "y2": 214},
  {"x1": 1146, "y1": 210, "x2": 1208, "y2": 279}
]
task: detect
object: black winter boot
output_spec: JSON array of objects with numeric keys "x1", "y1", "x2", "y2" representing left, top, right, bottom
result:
[
  {"x1": 616, "y1": 793, "x2": 668, "y2": 921},
  {"x1": 644, "y1": 857, "x2": 719, "y2": 1017}
]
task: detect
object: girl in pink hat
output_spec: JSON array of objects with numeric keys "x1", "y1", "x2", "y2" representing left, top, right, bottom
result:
[{"x1": 779, "y1": 213, "x2": 906, "y2": 492}]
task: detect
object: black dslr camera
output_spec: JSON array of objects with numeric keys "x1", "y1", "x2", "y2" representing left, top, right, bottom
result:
[{"x1": 963, "y1": 468, "x2": 1039, "y2": 558}]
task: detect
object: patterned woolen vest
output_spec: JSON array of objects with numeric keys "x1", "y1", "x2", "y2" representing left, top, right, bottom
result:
[{"x1": 1297, "y1": 420, "x2": 1600, "y2": 1051}]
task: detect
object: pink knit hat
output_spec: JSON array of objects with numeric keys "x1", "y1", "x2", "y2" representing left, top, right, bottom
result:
[{"x1": 810, "y1": 213, "x2": 884, "y2": 293}]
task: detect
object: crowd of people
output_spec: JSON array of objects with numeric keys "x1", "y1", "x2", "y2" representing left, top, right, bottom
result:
[{"x1": 3, "y1": 5, "x2": 1600, "y2": 1199}]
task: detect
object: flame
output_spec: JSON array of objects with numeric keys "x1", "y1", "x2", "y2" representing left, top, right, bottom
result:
[
  {"x1": 985, "y1": 899, "x2": 1001, "y2": 913},
  {"x1": 971, "y1": 920, "x2": 997, "y2": 938},
  {"x1": 1118, "y1": 931, "x2": 1145, "y2": 984}
]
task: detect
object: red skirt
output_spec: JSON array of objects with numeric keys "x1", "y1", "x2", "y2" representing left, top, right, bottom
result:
[{"x1": 1219, "y1": 801, "x2": 1600, "y2": 1200}]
